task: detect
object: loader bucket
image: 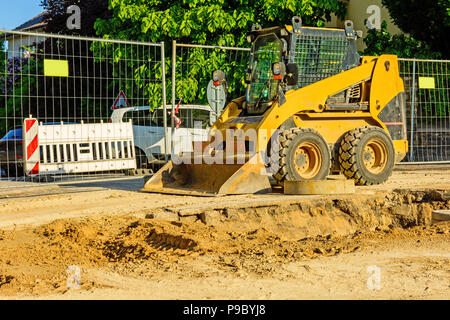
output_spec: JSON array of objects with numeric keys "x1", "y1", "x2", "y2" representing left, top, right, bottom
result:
[{"x1": 142, "y1": 155, "x2": 272, "y2": 196}]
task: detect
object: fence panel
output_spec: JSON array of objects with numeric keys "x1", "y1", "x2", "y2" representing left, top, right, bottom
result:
[
  {"x1": 170, "y1": 42, "x2": 251, "y2": 153},
  {"x1": 171, "y1": 44, "x2": 449, "y2": 164},
  {"x1": 399, "y1": 58, "x2": 450, "y2": 163},
  {"x1": 1, "y1": 30, "x2": 448, "y2": 189},
  {"x1": 0, "y1": 30, "x2": 166, "y2": 184}
]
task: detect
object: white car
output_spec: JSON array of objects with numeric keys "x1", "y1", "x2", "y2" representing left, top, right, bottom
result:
[{"x1": 110, "y1": 105, "x2": 215, "y2": 167}]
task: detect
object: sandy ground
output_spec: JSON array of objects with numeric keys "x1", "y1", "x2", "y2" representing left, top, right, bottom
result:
[{"x1": 0, "y1": 169, "x2": 449, "y2": 299}]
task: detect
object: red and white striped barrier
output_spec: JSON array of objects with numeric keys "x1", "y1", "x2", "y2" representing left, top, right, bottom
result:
[
  {"x1": 22, "y1": 118, "x2": 136, "y2": 176},
  {"x1": 23, "y1": 117, "x2": 40, "y2": 175}
]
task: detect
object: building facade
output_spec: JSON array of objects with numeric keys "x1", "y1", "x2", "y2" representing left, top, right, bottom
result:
[
  {"x1": 5, "y1": 12, "x2": 47, "y2": 58},
  {"x1": 325, "y1": 0, "x2": 403, "y2": 51}
]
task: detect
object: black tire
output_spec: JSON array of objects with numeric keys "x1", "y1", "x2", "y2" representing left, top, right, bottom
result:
[
  {"x1": 135, "y1": 147, "x2": 147, "y2": 169},
  {"x1": 2, "y1": 163, "x2": 24, "y2": 178},
  {"x1": 274, "y1": 128, "x2": 331, "y2": 185},
  {"x1": 338, "y1": 126, "x2": 395, "y2": 185}
]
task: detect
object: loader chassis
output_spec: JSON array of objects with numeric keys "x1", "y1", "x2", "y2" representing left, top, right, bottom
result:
[{"x1": 143, "y1": 17, "x2": 409, "y2": 195}]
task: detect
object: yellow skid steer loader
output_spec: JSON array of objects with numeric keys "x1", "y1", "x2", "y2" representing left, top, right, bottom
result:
[{"x1": 143, "y1": 17, "x2": 408, "y2": 196}]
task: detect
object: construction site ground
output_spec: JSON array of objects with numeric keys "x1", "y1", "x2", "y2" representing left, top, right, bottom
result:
[{"x1": 0, "y1": 168, "x2": 449, "y2": 300}]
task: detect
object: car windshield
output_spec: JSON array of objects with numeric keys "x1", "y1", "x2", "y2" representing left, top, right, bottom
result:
[{"x1": 246, "y1": 34, "x2": 283, "y2": 106}]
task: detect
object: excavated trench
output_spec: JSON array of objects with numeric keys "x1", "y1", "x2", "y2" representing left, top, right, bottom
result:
[{"x1": 147, "y1": 188, "x2": 450, "y2": 240}]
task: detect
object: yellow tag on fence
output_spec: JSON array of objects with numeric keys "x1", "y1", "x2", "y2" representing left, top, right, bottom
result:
[
  {"x1": 44, "y1": 59, "x2": 69, "y2": 77},
  {"x1": 418, "y1": 77, "x2": 435, "y2": 89}
]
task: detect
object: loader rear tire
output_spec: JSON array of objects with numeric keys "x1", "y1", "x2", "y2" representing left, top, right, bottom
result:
[
  {"x1": 338, "y1": 126, "x2": 395, "y2": 186},
  {"x1": 274, "y1": 128, "x2": 331, "y2": 185}
]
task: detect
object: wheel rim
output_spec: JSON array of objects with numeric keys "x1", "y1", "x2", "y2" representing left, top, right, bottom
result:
[
  {"x1": 293, "y1": 142, "x2": 322, "y2": 179},
  {"x1": 362, "y1": 138, "x2": 388, "y2": 174}
]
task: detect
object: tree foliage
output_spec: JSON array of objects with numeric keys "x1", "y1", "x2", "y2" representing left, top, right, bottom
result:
[
  {"x1": 0, "y1": 55, "x2": 39, "y2": 132},
  {"x1": 93, "y1": 0, "x2": 347, "y2": 106},
  {"x1": 380, "y1": 0, "x2": 450, "y2": 58},
  {"x1": 362, "y1": 21, "x2": 441, "y2": 59},
  {"x1": 95, "y1": 0, "x2": 346, "y2": 46},
  {"x1": 0, "y1": 40, "x2": 5, "y2": 78}
]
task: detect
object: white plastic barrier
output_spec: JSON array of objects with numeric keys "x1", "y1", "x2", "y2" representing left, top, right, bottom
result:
[{"x1": 23, "y1": 118, "x2": 136, "y2": 175}]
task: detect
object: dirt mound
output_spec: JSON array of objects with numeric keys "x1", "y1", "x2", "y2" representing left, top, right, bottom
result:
[
  {"x1": 0, "y1": 218, "x2": 449, "y2": 296},
  {"x1": 36, "y1": 220, "x2": 99, "y2": 241},
  {"x1": 0, "y1": 188, "x2": 449, "y2": 297},
  {"x1": 102, "y1": 220, "x2": 201, "y2": 262}
]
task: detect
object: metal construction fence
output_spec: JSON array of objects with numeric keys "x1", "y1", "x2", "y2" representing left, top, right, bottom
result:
[
  {"x1": 170, "y1": 41, "x2": 250, "y2": 120},
  {"x1": 0, "y1": 29, "x2": 449, "y2": 187},
  {"x1": 398, "y1": 58, "x2": 449, "y2": 163},
  {"x1": 168, "y1": 41, "x2": 251, "y2": 155},
  {"x1": 171, "y1": 41, "x2": 250, "y2": 106},
  {"x1": 169, "y1": 43, "x2": 449, "y2": 164},
  {"x1": 0, "y1": 30, "x2": 167, "y2": 183}
]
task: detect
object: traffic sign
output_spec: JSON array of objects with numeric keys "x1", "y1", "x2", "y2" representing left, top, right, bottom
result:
[
  {"x1": 111, "y1": 90, "x2": 130, "y2": 110},
  {"x1": 207, "y1": 80, "x2": 226, "y2": 118}
]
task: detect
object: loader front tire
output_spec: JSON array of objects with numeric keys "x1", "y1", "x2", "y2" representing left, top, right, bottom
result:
[
  {"x1": 338, "y1": 126, "x2": 395, "y2": 185},
  {"x1": 274, "y1": 128, "x2": 331, "y2": 185}
]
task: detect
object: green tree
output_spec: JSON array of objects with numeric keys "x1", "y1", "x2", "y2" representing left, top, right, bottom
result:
[
  {"x1": 0, "y1": 40, "x2": 6, "y2": 93},
  {"x1": 0, "y1": 40, "x2": 5, "y2": 71},
  {"x1": 95, "y1": 0, "x2": 346, "y2": 46},
  {"x1": 0, "y1": 40, "x2": 7, "y2": 133},
  {"x1": 94, "y1": 0, "x2": 347, "y2": 107},
  {"x1": 381, "y1": 0, "x2": 449, "y2": 58},
  {"x1": 0, "y1": 54, "x2": 39, "y2": 133},
  {"x1": 362, "y1": 21, "x2": 441, "y2": 59}
]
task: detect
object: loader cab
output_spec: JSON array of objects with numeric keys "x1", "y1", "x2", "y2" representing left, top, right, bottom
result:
[
  {"x1": 243, "y1": 25, "x2": 291, "y2": 115},
  {"x1": 245, "y1": 33, "x2": 284, "y2": 114},
  {"x1": 242, "y1": 17, "x2": 361, "y2": 115}
]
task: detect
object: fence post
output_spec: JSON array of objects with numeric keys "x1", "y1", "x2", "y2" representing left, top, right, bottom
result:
[
  {"x1": 171, "y1": 40, "x2": 177, "y2": 156},
  {"x1": 409, "y1": 60, "x2": 416, "y2": 162},
  {"x1": 161, "y1": 41, "x2": 168, "y2": 163}
]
